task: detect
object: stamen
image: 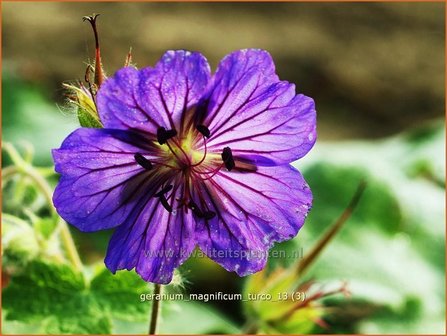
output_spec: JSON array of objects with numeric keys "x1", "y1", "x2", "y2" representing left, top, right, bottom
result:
[
  {"x1": 203, "y1": 211, "x2": 216, "y2": 220},
  {"x1": 221, "y1": 147, "x2": 235, "y2": 171},
  {"x1": 159, "y1": 195, "x2": 173, "y2": 213},
  {"x1": 196, "y1": 124, "x2": 211, "y2": 138},
  {"x1": 188, "y1": 200, "x2": 204, "y2": 218},
  {"x1": 155, "y1": 184, "x2": 173, "y2": 198},
  {"x1": 187, "y1": 199, "x2": 216, "y2": 220},
  {"x1": 155, "y1": 184, "x2": 174, "y2": 213},
  {"x1": 189, "y1": 184, "x2": 217, "y2": 221},
  {"x1": 182, "y1": 173, "x2": 192, "y2": 206},
  {"x1": 170, "y1": 138, "x2": 192, "y2": 165},
  {"x1": 134, "y1": 153, "x2": 153, "y2": 170},
  {"x1": 191, "y1": 135, "x2": 208, "y2": 167},
  {"x1": 166, "y1": 140, "x2": 190, "y2": 163},
  {"x1": 157, "y1": 127, "x2": 177, "y2": 145},
  {"x1": 193, "y1": 163, "x2": 225, "y2": 181},
  {"x1": 151, "y1": 160, "x2": 180, "y2": 170}
]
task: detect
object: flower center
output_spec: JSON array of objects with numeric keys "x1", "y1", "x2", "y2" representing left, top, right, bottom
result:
[
  {"x1": 156, "y1": 126, "x2": 213, "y2": 169},
  {"x1": 133, "y1": 125, "x2": 223, "y2": 218},
  {"x1": 133, "y1": 125, "x2": 252, "y2": 219},
  {"x1": 134, "y1": 125, "x2": 256, "y2": 220}
]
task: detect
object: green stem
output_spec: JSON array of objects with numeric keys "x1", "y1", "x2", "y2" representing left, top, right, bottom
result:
[
  {"x1": 2, "y1": 165, "x2": 83, "y2": 271},
  {"x1": 2, "y1": 142, "x2": 26, "y2": 167},
  {"x1": 2, "y1": 165, "x2": 53, "y2": 209},
  {"x1": 242, "y1": 320, "x2": 258, "y2": 334},
  {"x1": 149, "y1": 284, "x2": 162, "y2": 335},
  {"x1": 12, "y1": 169, "x2": 28, "y2": 205},
  {"x1": 297, "y1": 180, "x2": 367, "y2": 275},
  {"x1": 56, "y1": 217, "x2": 83, "y2": 271}
]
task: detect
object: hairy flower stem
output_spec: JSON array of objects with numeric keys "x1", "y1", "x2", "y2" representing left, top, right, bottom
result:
[
  {"x1": 2, "y1": 164, "x2": 83, "y2": 271},
  {"x1": 149, "y1": 284, "x2": 162, "y2": 334},
  {"x1": 297, "y1": 180, "x2": 367, "y2": 275}
]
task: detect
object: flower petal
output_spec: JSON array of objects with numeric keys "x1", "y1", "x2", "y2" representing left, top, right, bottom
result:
[
  {"x1": 138, "y1": 50, "x2": 211, "y2": 134},
  {"x1": 105, "y1": 182, "x2": 196, "y2": 284},
  {"x1": 52, "y1": 128, "x2": 172, "y2": 232},
  {"x1": 97, "y1": 51, "x2": 211, "y2": 134},
  {"x1": 197, "y1": 49, "x2": 278, "y2": 126},
  {"x1": 197, "y1": 49, "x2": 316, "y2": 165},
  {"x1": 194, "y1": 165, "x2": 312, "y2": 276},
  {"x1": 96, "y1": 67, "x2": 159, "y2": 134}
]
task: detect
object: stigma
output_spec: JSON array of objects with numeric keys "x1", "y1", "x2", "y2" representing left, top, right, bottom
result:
[{"x1": 142, "y1": 124, "x2": 255, "y2": 219}]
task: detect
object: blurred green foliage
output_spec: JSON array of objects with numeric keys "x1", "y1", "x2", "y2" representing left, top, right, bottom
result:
[
  {"x1": 291, "y1": 121, "x2": 445, "y2": 334},
  {"x1": 2, "y1": 72, "x2": 78, "y2": 166},
  {"x1": 2, "y1": 72, "x2": 445, "y2": 335}
]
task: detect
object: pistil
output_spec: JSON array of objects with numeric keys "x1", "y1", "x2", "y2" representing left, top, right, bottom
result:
[
  {"x1": 191, "y1": 136, "x2": 208, "y2": 167},
  {"x1": 150, "y1": 125, "x2": 240, "y2": 220},
  {"x1": 193, "y1": 163, "x2": 225, "y2": 180},
  {"x1": 82, "y1": 14, "x2": 105, "y2": 87}
]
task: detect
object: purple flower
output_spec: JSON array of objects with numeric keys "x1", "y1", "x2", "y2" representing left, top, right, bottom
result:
[{"x1": 53, "y1": 49, "x2": 316, "y2": 284}]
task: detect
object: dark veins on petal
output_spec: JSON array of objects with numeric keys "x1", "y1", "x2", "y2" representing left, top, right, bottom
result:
[{"x1": 53, "y1": 49, "x2": 315, "y2": 284}]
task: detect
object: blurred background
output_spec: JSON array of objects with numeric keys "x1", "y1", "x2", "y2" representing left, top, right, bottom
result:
[{"x1": 2, "y1": 2, "x2": 445, "y2": 335}]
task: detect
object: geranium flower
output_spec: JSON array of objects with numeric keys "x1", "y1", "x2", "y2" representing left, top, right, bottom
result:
[{"x1": 53, "y1": 49, "x2": 316, "y2": 284}]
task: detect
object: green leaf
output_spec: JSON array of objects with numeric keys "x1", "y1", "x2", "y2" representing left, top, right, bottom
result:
[
  {"x1": 402, "y1": 122, "x2": 444, "y2": 187},
  {"x1": 90, "y1": 268, "x2": 152, "y2": 321},
  {"x1": 112, "y1": 295, "x2": 240, "y2": 334},
  {"x1": 2, "y1": 260, "x2": 112, "y2": 334},
  {"x1": 1, "y1": 313, "x2": 45, "y2": 334},
  {"x1": 2, "y1": 260, "x2": 161, "y2": 334},
  {"x1": 285, "y1": 122, "x2": 445, "y2": 334},
  {"x1": 305, "y1": 163, "x2": 403, "y2": 237},
  {"x1": 160, "y1": 300, "x2": 240, "y2": 334}
]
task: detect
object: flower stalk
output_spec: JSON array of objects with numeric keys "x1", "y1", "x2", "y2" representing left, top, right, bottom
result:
[
  {"x1": 149, "y1": 284, "x2": 163, "y2": 335},
  {"x1": 297, "y1": 180, "x2": 367, "y2": 275}
]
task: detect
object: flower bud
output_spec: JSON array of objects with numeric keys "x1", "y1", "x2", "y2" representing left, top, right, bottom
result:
[
  {"x1": 243, "y1": 267, "x2": 347, "y2": 334},
  {"x1": 2, "y1": 218, "x2": 39, "y2": 268},
  {"x1": 64, "y1": 83, "x2": 102, "y2": 128}
]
